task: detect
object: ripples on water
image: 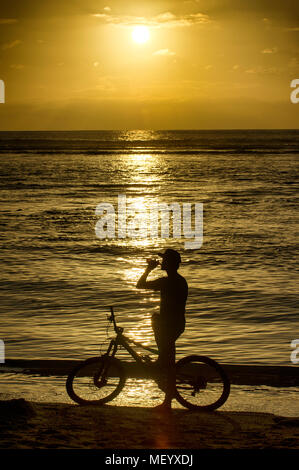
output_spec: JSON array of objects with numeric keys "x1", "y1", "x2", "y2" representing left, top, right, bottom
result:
[{"x1": 0, "y1": 130, "x2": 298, "y2": 365}]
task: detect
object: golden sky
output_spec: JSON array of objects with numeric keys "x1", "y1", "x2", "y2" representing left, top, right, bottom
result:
[{"x1": 0, "y1": 0, "x2": 299, "y2": 130}]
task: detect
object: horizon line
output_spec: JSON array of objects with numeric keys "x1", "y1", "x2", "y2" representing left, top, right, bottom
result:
[{"x1": 0, "y1": 128, "x2": 299, "y2": 133}]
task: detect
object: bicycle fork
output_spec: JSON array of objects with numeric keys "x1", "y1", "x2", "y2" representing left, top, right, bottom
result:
[
  {"x1": 93, "y1": 339, "x2": 119, "y2": 388},
  {"x1": 105, "y1": 338, "x2": 118, "y2": 358}
]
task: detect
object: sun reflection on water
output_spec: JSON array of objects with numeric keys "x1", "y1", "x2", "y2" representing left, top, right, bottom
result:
[
  {"x1": 118, "y1": 130, "x2": 158, "y2": 141},
  {"x1": 126, "y1": 313, "x2": 153, "y2": 344}
]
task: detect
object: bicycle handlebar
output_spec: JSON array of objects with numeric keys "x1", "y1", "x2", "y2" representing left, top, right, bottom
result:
[
  {"x1": 108, "y1": 306, "x2": 157, "y2": 354},
  {"x1": 109, "y1": 306, "x2": 123, "y2": 334}
]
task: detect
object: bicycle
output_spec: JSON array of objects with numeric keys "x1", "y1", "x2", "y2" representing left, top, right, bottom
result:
[{"x1": 66, "y1": 307, "x2": 230, "y2": 411}]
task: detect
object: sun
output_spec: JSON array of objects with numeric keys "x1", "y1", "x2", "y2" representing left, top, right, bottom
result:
[{"x1": 131, "y1": 26, "x2": 150, "y2": 44}]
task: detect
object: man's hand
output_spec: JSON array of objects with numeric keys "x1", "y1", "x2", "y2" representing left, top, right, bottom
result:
[
  {"x1": 146, "y1": 258, "x2": 160, "y2": 271},
  {"x1": 136, "y1": 258, "x2": 159, "y2": 289}
]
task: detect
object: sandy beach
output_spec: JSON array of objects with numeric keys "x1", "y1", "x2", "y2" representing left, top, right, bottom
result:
[
  {"x1": 1, "y1": 398, "x2": 299, "y2": 449},
  {"x1": 1, "y1": 360, "x2": 299, "y2": 449}
]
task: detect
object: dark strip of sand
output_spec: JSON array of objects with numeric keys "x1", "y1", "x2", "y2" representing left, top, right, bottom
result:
[{"x1": 2, "y1": 359, "x2": 298, "y2": 387}]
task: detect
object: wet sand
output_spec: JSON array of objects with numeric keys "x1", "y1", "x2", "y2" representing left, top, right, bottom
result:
[
  {"x1": 1, "y1": 398, "x2": 299, "y2": 449},
  {"x1": 3, "y1": 359, "x2": 299, "y2": 387}
]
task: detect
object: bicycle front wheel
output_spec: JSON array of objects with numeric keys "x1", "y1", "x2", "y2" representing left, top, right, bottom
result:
[
  {"x1": 175, "y1": 355, "x2": 230, "y2": 411},
  {"x1": 66, "y1": 356, "x2": 126, "y2": 405}
]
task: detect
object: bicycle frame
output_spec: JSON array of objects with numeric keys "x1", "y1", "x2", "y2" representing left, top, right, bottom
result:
[
  {"x1": 105, "y1": 307, "x2": 158, "y2": 367},
  {"x1": 66, "y1": 306, "x2": 231, "y2": 410}
]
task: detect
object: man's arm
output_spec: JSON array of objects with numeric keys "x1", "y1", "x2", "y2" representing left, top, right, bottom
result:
[{"x1": 136, "y1": 259, "x2": 160, "y2": 289}]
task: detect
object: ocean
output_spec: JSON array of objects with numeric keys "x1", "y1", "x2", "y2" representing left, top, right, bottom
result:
[{"x1": 0, "y1": 129, "x2": 298, "y2": 367}]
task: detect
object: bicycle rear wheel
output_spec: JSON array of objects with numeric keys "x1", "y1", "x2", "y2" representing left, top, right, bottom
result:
[
  {"x1": 66, "y1": 356, "x2": 126, "y2": 405},
  {"x1": 175, "y1": 355, "x2": 230, "y2": 411}
]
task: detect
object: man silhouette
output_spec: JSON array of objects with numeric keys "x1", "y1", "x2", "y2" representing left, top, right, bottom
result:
[{"x1": 136, "y1": 249, "x2": 188, "y2": 411}]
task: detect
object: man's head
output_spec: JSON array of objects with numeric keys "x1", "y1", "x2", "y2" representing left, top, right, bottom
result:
[{"x1": 158, "y1": 249, "x2": 181, "y2": 272}]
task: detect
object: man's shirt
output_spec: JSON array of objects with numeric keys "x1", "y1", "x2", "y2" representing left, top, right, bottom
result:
[{"x1": 144, "y1": 273, "x2": 188, "y2": 324}]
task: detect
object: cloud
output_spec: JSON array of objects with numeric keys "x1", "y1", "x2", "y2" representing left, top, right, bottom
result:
[
  {"x1": 154, "y1": 12, "x2": 209, "y2": 27},
  {"x1": 10, "y1": 64, "x2": 24, "y2": 70},
  {"x1": 288, "y1": 57, "x2": 299, "y2": 68},
  {"x1": 0, "y1": 18, "x2": 18, "y2": 25},
  {"x1": 262, "y1": 18, "x2": 272, "y2": 28},
  {"x1": 245, "y1": 66, "x2": 278, "y2": 75},
  {"x1": 1, "y1": 39, "x2": 21, "y2": 50},
  {"x1": 261, "y1": 47, "x2": 277, "y2": 54},
  {"x1": 283, "y1": 27, "x2": 299, "y2": 31},
  {"x1": 153, "y1": 48, "x2": 176, "y2": 56},
  {"x1": 92, "y1": 11, "x2": 210, "y2": 28}
]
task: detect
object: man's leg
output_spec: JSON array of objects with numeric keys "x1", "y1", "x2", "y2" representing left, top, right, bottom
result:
[
  {"x1": 161, "y1": 340, "x2": 176, "y2": 407},
  {"x1": 151, "y1": 319, "x2": 185, "y2": 410},
  {"x1": 151, "y1": 314, "x2": 164, "y2": 366},
  {"x1": 157, "y1": 326, "x2": 185, "y2": 409}
]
